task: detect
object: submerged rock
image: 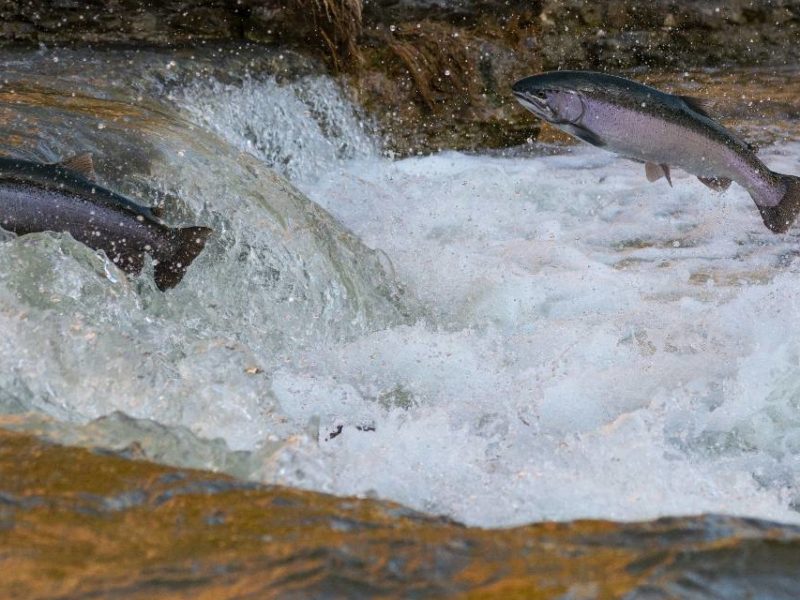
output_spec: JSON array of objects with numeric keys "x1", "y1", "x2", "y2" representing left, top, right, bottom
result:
[
  {"x1": 0, "y1": 46, "x2": 413, "y2": 442},
  {"x1": 3, "y1": 427, "x2": 800, "y2": 599}
]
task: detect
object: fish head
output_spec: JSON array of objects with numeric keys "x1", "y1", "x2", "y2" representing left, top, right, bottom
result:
[{"x1": 512, "y1": 74, "x2": 586, "y2": 125}]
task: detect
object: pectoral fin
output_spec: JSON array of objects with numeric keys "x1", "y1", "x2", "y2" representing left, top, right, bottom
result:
[
  {"x1": 57, "y1": 152, "x2": 97, "y2": 180},
  {"x1": 564, "y1": 124, "x2": 606, "y2": 147},
  {"x1": 697, "y1": 176, "x2": 732, "y2": 192},
  {"x1": 645, "y1": 162, "x2": 672, "y2": 186}
]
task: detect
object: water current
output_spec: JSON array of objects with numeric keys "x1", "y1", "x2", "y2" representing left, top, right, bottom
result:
[{"x1": 3, "y1": 46, "x2": 800, "y2": 527}]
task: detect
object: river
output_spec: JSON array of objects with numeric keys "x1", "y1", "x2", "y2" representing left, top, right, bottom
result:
[{"x1": 2, "y1": 45, "x2": 800, "y2": 530}]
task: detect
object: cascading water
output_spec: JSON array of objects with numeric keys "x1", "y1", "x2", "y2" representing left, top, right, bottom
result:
[
  {"x1": 3, "y1": 45, "x2": 800, "y2": 528},
  {"x1": 0, "y1": 46, "x2": 411, "y2": 452},
  {"x1": 178, "y1": 75, "x2": 378, "y2": 182}
]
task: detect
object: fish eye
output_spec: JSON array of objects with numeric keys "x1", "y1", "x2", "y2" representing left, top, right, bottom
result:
[{"x1": 532, "y1": 90, "x2": 548, "y2": 99}]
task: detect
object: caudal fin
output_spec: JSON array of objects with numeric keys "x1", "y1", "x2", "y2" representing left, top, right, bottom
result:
[
  {"x1": 758, "y1": 174, "x2": 800, "y2": 233},
  {"x1": 154, "y1": 226, "x2": 213, "y2": 291}
]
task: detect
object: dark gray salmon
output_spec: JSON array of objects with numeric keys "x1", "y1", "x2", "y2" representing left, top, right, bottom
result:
[
  {"x1": 0, "y1": 153, "x2": 212, "y2": 290},
  {"x1": 512, "y1": 71, "x2": 800, "y2": 232}
]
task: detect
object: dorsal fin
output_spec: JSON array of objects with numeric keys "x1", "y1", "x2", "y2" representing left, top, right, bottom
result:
[
  {"x1": 57, "y1": 152, "x2": 97, "y2": 180},
  {"x1": 679, "y1": 95, "x2": 716, "y2": 119}
]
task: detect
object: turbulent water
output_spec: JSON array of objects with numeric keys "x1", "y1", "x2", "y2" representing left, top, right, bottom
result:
[{"x1": 3, "y1": 47, "x2": 800, "y2": 528}]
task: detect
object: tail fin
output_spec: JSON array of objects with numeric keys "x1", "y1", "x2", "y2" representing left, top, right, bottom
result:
[
  {"x1": 758, "y1": 174, "x2": 800, "y2": 233},
  {"x1": 154, "y1": 226, "x2": 213, "y2": 291}
]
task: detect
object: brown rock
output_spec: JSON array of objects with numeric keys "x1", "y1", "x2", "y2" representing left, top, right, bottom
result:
[
  {"x1": 2, "y1": 427, "x2": 800, "y2": 598},
  {"x1": 353, "y1": 16, "x2": 542, "y2": 154}
]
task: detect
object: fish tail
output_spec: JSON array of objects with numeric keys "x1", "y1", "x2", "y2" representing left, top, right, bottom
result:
[
  {"x1": 154, "y1": 226, "x2": 213, "y2": 290},
  {"x1": 757, "y1": 173, "x2": 800, "y2": 233}
]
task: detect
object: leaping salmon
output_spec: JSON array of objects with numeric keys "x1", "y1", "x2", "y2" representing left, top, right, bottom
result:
[
  {"x1": 512, "y1": 71, "x2": 800, "y2": 232},
  {"x1": 0, "y1": 153, "x2": 212, "y2": 289}
]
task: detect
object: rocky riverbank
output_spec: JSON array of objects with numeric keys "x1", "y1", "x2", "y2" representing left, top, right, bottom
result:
[{"x1": 1, "y1": 1, "x2": 798, "y2": 153}]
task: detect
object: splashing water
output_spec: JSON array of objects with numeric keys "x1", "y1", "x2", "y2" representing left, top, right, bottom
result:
[
  {"x1": 253, "y1": 143, "x2": 800, "y2": 526},
  {"x1": 0, "y1": 47, "x2": 410, "y2": 450},
  {"x1": 3, "y1": 47, "x2": 800, "y2": 528},
  {"x1": 179, "y1": 75, "x2": 378, "y2": 181}
]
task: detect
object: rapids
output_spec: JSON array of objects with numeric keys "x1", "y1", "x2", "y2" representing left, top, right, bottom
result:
[{"x1": 3, "y1": 46, "x2": 800, "y2": 527}]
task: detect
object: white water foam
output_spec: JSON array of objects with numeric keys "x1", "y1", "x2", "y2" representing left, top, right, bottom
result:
[{"x1": 260, "y1": 142, "x2": 800, "y2": 526}]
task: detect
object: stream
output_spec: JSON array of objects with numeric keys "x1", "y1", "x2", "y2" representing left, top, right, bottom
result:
[{"x1": 2, "y1": 45, "x2": 800, "y2": 529}]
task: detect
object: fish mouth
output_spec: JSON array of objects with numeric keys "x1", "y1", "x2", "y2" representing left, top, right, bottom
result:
[{"x1": 512, "y1": 90, "x2": 556, "y2": 122}]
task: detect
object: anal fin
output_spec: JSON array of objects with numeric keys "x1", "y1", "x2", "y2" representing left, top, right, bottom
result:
[
  {"x1": 645, "y1": 162, "x2": 673, "y2": 186},
  {"x1": 697, "y1": 176, "x2": 732, "y2": 192}
]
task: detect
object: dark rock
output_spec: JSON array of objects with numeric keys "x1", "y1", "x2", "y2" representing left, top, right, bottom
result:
[
  {"x1": 535, "y1": 0, "x2": 800, "y2": 69},
  {"x1": 362, "y1": 0, "x2": 542, "y2": 25}
]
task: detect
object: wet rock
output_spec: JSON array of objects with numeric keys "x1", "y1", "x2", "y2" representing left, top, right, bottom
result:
[
  {"x1": 353, "y1": 18, "x2": 542, "y2": 154},
  {"x1": 0, "y1": 0, "x2": 363, "y2": 69},
  {"x1": 243, "y1": 0, "x2": 363, "y2": 70},
  {"x1": 536, "y1": 0, "x2": 800, "y2": 69},
  {"x1": 3, "y1": 427, "x2": 800, "y2": 599},
  {"x1": 362, "y1": 0, "x2": 540, "y2": 25},
  {"x1": 0, "y1": 1, "x2": 242, "y2": 44}
]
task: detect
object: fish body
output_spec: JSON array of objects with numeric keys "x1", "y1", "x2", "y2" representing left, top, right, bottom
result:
[
  {"x1": 0, "y1": 154, "x2": 211, "y2": 289},
  {"x1": 512, "y1": 71, "x2": 800, "y2": 232}
]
